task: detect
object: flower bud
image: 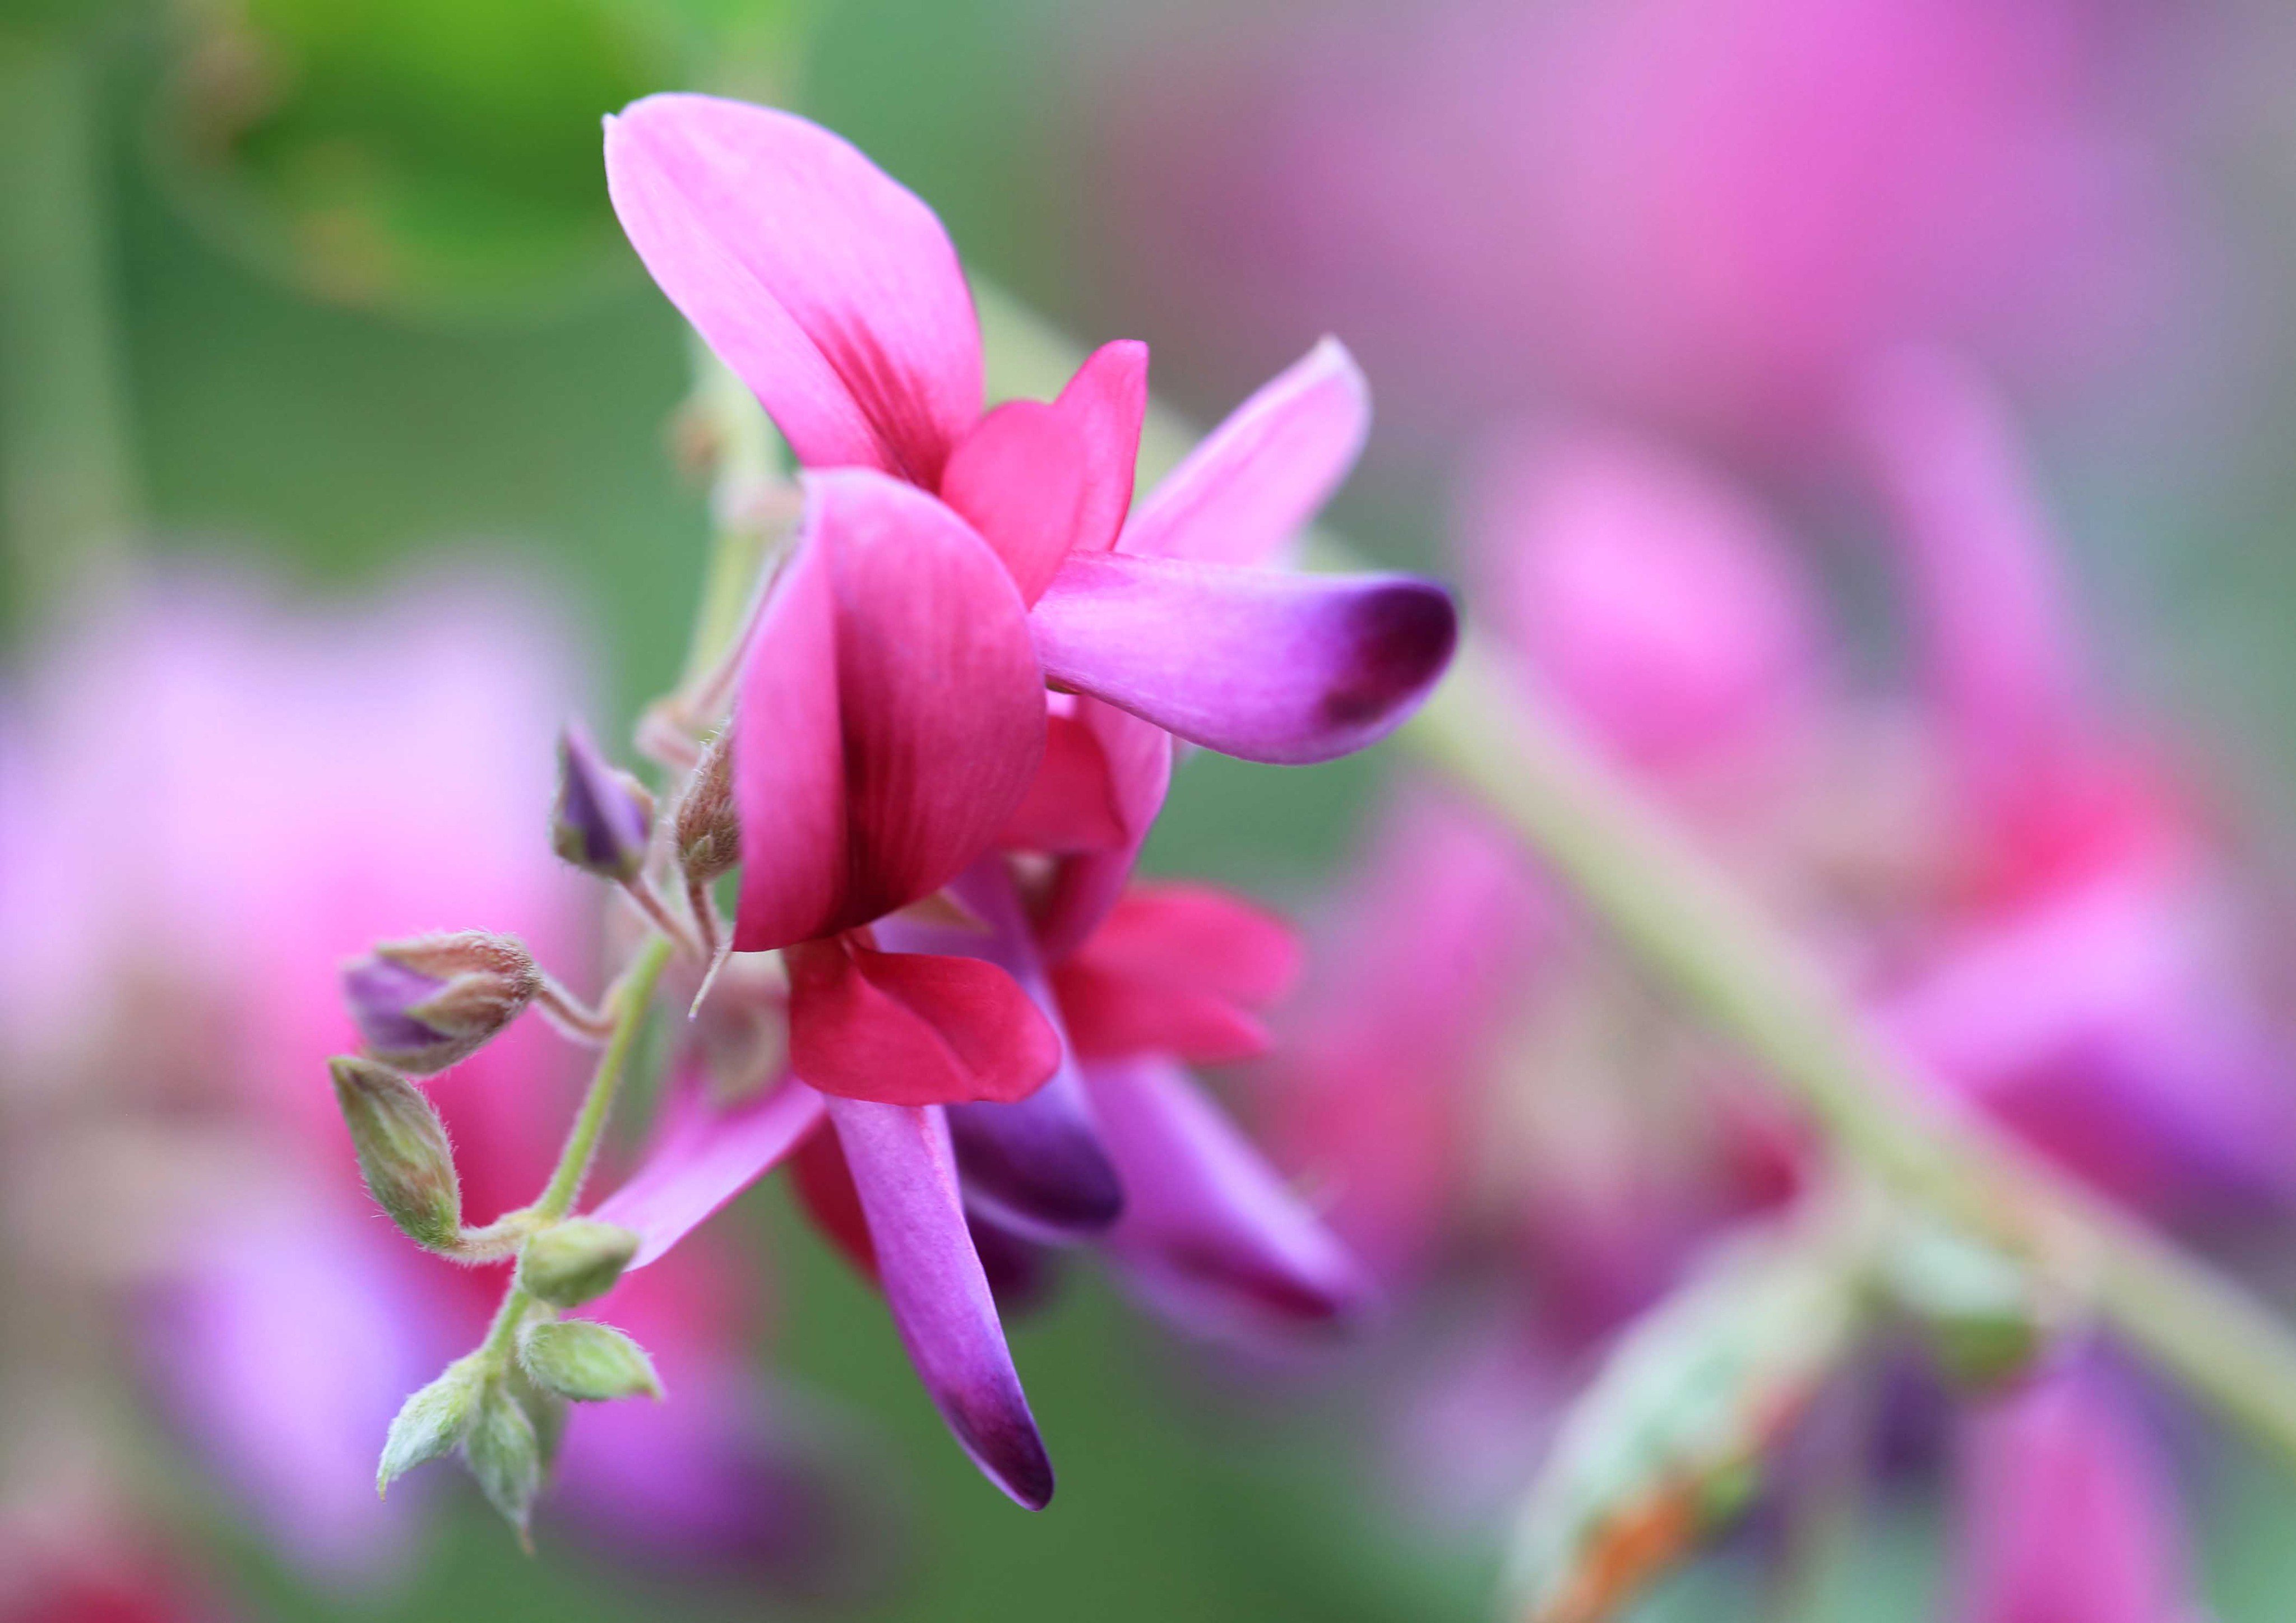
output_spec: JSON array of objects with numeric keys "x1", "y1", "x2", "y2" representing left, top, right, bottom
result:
[
  {"x1": 675, "y1": 729, "x2": 739, "y2": 888},
  {"x1": 552, "y1": 720, "x2": 655, "y2": 882},
  {"x1": 517, "y1": 1319, "x2": 664, "y2": 1402},
  {"x1": 329, "y1": 1056, "x2": 461, "y2": 1251},
  {"x1": 516, "y1": 1218, "x2": 641, "y2": 1308},
  {"x1": 1880, "y1": 1219, "x2": 2050, "y2": 1389},
  {"x1": 343, "y1": 931, "x2": 539, "y2": 1075},
  {"x1": 464, "y1": 1376, "x2": 544, "y2": 1546},
  {"x1": 377, "y1": 1355, "x2": 484, "y2": 1497}
]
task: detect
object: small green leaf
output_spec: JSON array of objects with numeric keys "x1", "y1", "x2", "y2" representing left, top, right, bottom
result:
[
  {"x1": 516, "y1": 1218, "x2": 641, "y2": 1308},
  {"x1": 376, "y1": 1356, "x2": 482, "y2": 1497},
  {"x1": 462, "y1": 1378, "x2": 543, "y2": 1547},
  {"x1": 517, "y1": 1319, "x2": 664, "y2": 1403}
]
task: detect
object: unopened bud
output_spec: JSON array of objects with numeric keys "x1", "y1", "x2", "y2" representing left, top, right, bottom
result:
[
  {"x1": 329, "y1": 1056, "x2": 461, "y2": 1251},
  {"x1": 464, "y1": 1377, "x2": 544, "y2": 1546},
  {"x1": 1880, "y1": 1220, "x2": 2051, "y2": 1389},
  {"x1": 344, "y1": 931, "x2": 539, "y2": 1075},
  {"x1": 552, "y1": 720, "x2": 655, "y2": 882},
  {"x1": 516, "y1": 1219, "x2": 641, "y2": 1308},
  {"x1": 1505, "y1": 1219, "x2": 1868, "y2": 1623},
  {"x1": 377, "y1": 1355, "x2": 484, "y2": 1496},
  {"x1": 517, "y1": 1319, "x2": 664, "y2": 1402},
  {"x1": 675, "y1": 729, "x2": 739, "y2": 888}
]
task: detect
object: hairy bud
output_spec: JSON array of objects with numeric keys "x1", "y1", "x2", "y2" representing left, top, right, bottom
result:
[
  {"x1": 329, "y1": 1056, "x2": 461, "y2": 1251},
  {"x1": 674, "y1": 729, "x2": 739, "y2": 888},
  {"x1": 464, "y1": 1377, "x2": 544, "y2": 1546},
  {"x1": 517, "y1": 1319, "x2": 664, "y2": 1402},
  {"x1": 516, "y1": 1218, "x2": 641, "y2": 1308},
  {"x1": 377, "y1": 1356, "x2": 484, "y2": 1496},
  {"x1": 552, "y1": 720, "x2": 655, "y2": 882},
  {"x1": 1880, "y1": 1219, "x2": 2052, "y2": 1389},
  {"x1": 344, "y1": 931, "x2": 539, "y2": 1075}
]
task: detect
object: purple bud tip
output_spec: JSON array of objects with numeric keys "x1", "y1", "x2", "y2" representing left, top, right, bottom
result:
[
  {"x1": 553, "y1": 720, "x2": 655, "y2": 882},
  {"x1": 342, "y1": 931, "x2": 539, "y2": 1077}
]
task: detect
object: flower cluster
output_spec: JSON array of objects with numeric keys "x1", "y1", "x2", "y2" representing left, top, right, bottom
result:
[
  {"x1": 1265, "y1": 353, "x2": 2288, "y2": 1615},
  {"x1": 324, "y1": 90, "x2": 1456, "y2": 1530}
]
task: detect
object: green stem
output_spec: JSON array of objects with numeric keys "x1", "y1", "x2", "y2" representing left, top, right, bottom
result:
[
  {"x1": 534, "y1": 934, "x2": 675, "y2": 1222},
  {"x1": 0, "y1": 26, "x2": 137, "y2": 625},
  {"x1": 968, "y1": 278, "x2": 2296, "y2": 1473}
]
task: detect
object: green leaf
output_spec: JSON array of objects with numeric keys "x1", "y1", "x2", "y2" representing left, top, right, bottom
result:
[
  {"x1": 462, "y1": 1376, "x2": 543, "y2": 1547},
  {"x1": 517, "y1": 1319, "x2": 663, "y2": 1402},
  {"x1": 376, "y1": 1355, "x2": 482, "y2": 1497}
]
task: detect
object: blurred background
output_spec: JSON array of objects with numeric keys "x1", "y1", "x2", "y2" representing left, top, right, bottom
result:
[{"x1": 14, "y1": 0, "x2": 2296, "y2": 1619}]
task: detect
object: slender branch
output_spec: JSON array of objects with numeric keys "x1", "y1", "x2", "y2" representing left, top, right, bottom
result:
[{"x1": 534, "y1": 934, "x2": 675, "y2": 1222}]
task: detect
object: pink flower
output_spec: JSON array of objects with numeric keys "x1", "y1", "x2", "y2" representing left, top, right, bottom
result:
[
  {"x1": 0, "y1": 574, "x2": 859, "y2": 1589},
  {"x1": 1953, "y1": 1359, "x2": 2201, "y2": 1623},
  {"x1": 602, "y1": 94, "x2": 1455, "y2": 1111},
  {"x1": 1105, "y1": 0, "x2": 2179, "y2": 453}
]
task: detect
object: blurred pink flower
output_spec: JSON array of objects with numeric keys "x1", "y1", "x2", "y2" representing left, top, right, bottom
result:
[
  {"x1": 1105, "y1": 0, "x2": 2181, "y2": 455},
  {"x1": 0, "y1": 572, "x2": 858, "y2": 1590}
]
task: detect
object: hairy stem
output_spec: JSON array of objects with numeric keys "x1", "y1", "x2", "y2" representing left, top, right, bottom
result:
[{"x1": 534, "y1": 934, "x2": 675, "y2": 1222}]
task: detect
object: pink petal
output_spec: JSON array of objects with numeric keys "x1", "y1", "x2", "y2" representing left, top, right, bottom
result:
[
  {"x1": 1857, "y1": 349, "x2": 2089, "y2": 792},
  {"x1": 826, "y1": 1097, "x2": 1054, "y2": 1508},
  {"x1": 1955, "y1": 1361, "x2": 2197, "y2": 1623},
  {"x1": 604, "y1": 94, "x2": 981, "y2": 484},
  {"x1": 998, "y1": 710, "x2": 1130, "y2": 854},
  {"x1": 733, "y1": 471, "x2": 1047, "y2": 952},
  {"x1": 786, "y1": 937, "x2": 1061, "y2": 1106},
  {"x1": 1053, "y1": 339, "x2": 1149, "y2": 555},
  {"x1": 1121, "y1": 337, "x2": 1369, "y2": 566},
  {"x1": 1054, "y1": 884, "x2": 1302, "y2": 1063},
  {"x1": 881, "y1": 859, "x2": 1125, "y2": 1237},
  {"x1": 1031, "y1": 551, "x2": 1456, "y2": 764},
  {"x1": 1031, "y1": 699, "x2": 1173, "y2": 962},
  {"x1": 594, "y1": 1071, "x2": 827, "y2": 1268},
  {"x1": 1084, "y1": 1056, "x2": 1374, "y2": 1343},
  {"x1": 941, "y1": 401, "x2": 1089, "y2": 605}
]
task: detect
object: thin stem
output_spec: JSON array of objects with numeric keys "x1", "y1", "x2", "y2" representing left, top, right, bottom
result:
[
  {"x1": 0, "y1": 27, "x2": 137, "y2": 625},
  {"x1": 618, "y1": 876, "x2": 704, "y2": 962},
  {"x1": 534, "y1": 934, "x2": 675, "y2": 1222}
]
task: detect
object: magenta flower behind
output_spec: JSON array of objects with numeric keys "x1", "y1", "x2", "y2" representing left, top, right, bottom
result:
[{"x1": 278, "y1": 89, "x2": 1455, "y2": 1534}]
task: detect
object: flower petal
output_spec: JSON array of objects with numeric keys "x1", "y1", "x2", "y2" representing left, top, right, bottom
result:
[
  {"x1": 1031, "y1": 551, "x2": 1456, "y2": 764},
  {"x1": 594, "y1": 1071, "x2": 827, "y2": 1268},
  {"x1": 787, "y1": 937, "x2": 1060, "y2": 1106},
  {"x1": 881, "y1": 859, "x2": 1125, "y2": 1237},
  {"x1": 1054, "y1": 339, "x2": 1149, "y2": 555},
  {"x1": 1055, "y1": 884, "x2": 1301, "y2": 1064},
  {"x1": 733, "y1": 471, "x2": 1047, "y2": 951},
  {"x1": 604, "y1": 94, "x2": 980, "y2": 483},
  {"x1": 998, "y1": 709, "x2": 1130, "y2": 854},
  {"x1": 1084, "y1": 1056, "x2": 1374, "y2": 1343},
  {"x1": 941, "y1": 401, "x2": 1090, "y2": 605},
  {"x1": 1031, "y1": 700, "x2": 1174, "y2": 961},
  {"x1": 1121, "y1": 337, "x2": 1368, "y2": 565},
  {"x1": 826, "y1": 1097, "x2": 1054, "y2": 1508}
]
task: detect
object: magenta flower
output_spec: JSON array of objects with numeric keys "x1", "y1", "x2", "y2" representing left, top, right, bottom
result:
[{"x1": 602, "y1": 96, "x2": 1455, "y2": 1114}]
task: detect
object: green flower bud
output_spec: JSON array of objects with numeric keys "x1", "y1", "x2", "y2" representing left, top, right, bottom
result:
[
  {"x1": 377, "y1": 1356, "x2": 484, "y2": 1497},
  {"x1": 516, "y1": 1219, "x2": 641, "y2": 1309},
  {"x1": 517, "y1": 1319, "x2": 664, "y2": 1403},
  {"x1": 464, "y1": 1376, "x2": 544, "y2": 1548},
  {"x1": 1880, "y1": 1219, "x2": 2050, "y2": 1389},
  {"x1": 329, "y1": 1056, "x2": 461, "y2": 1251}
]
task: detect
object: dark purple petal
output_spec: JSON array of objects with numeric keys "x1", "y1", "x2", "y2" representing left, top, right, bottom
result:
[
  {"x1": 827, "y1": 1097, "x2": 1054, "y2": 1508},
  {"x1": 1030, "y1": 552, "x2": 1456, "y2": 764},
  {"x1": 1084, "y1": 1055, "x2": 1375, "y2": 1344}
]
